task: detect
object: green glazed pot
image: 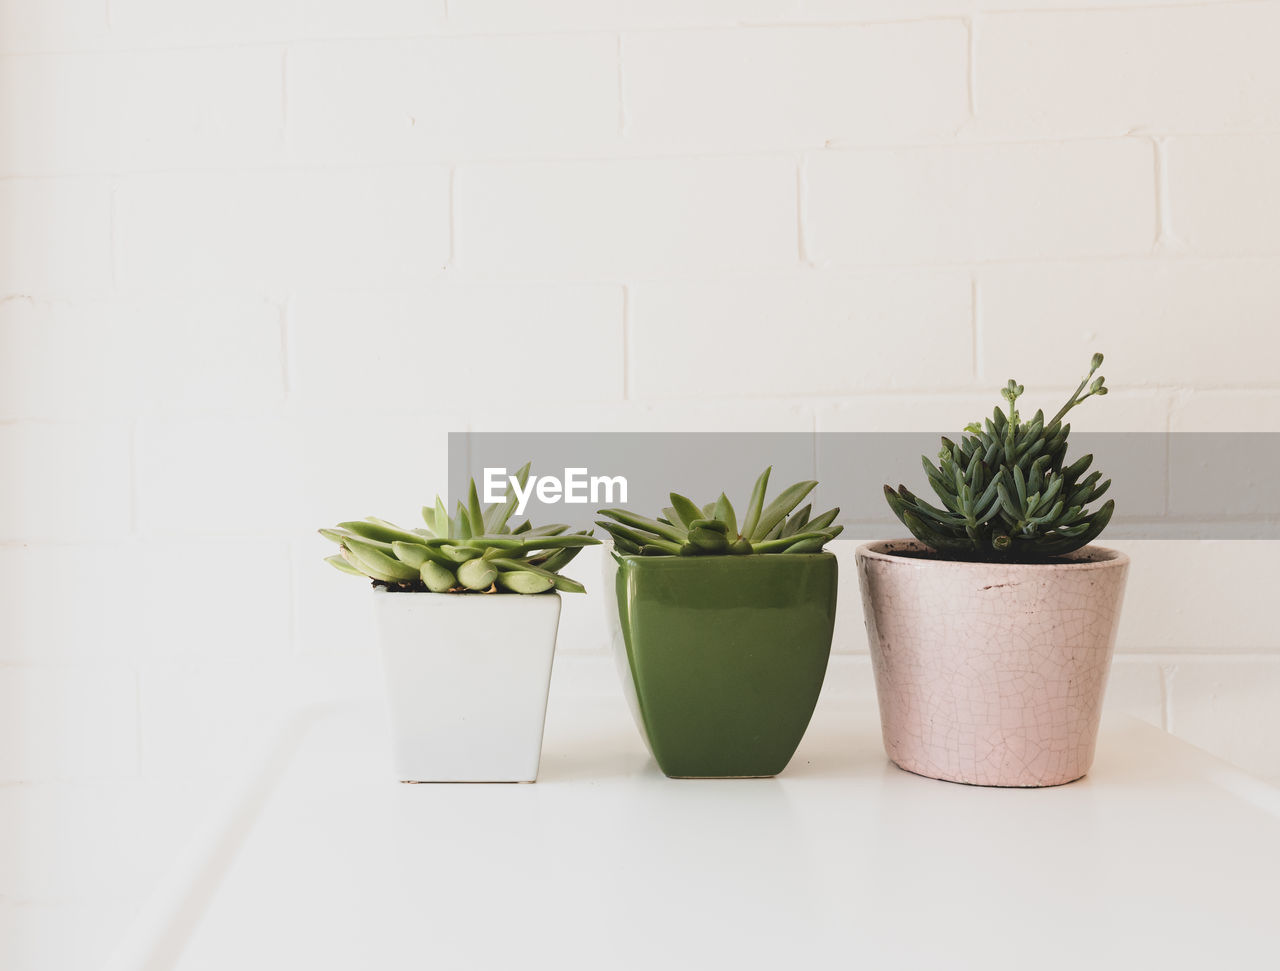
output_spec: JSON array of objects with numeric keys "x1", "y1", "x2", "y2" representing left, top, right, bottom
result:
[{"x1": 612, "y1": 553, "x2": 838, "y2": 779}]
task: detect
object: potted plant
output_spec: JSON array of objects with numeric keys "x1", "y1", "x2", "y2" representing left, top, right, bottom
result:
[
  {"x1": 859, "y1": 354, "x2": 1129, "y2": 787},
  {"x1": 321, "y1": 464, "x2": 599, "y2": 783},
  {"x1": 597, "y1": 469, "x2": 842, "y2": 779}
]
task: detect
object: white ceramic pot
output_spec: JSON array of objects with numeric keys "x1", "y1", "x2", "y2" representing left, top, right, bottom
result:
[
  {"x1": 856, "y1": 540, "x2": 1129, "y2": 788},
  {"x1": 373, "y1": 589, "x2": 562, "y2": 783}
]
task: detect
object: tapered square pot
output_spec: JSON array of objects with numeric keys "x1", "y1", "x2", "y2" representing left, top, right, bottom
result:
[
  {"x1": 373, "y1": 589, "x2": 561, "y2": 783},
  {"x1": 612, "y1": 553, "x2": 838, "y2": 779},
  {"x1": 856, "y1": 540, "x2": 1129, "y2": 788}
]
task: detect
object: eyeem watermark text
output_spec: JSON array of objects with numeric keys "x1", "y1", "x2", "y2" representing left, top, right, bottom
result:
[{"x1": 483, "y1": 468, "x2": 628, "y2": 516}]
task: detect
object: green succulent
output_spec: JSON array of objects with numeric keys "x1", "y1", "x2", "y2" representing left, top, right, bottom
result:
[
  {"x1": 884, "y1": 353, "x2": 1115, "y2": 561},
  {"x1": 597, "y1": 467, "x2": 842, "y2": 556},
  {"x1": 320, "y1": 463, "x2": 599, "y2": 594}
]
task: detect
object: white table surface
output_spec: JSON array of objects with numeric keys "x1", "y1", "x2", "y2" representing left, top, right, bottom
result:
[{"x1": 113, "y1": 656, "x2": 1280, "y2": 971}]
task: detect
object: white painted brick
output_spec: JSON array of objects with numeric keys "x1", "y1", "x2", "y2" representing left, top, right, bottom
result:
[
  {"x1": 288, "y1": 35, "x2": 617, "y2": 164},
  {"x1": 0, "y1": 54, "x2": 114, "y2": 175},
  {"x1": 1170, "y1": 392, "x2": 1280, "y2": 433},
  {"x1": 979, "y1": 0, "x2": 1246, "y2": 7},
  {"x1": 795, "y1": 0, "x2": 969, "y2": 17},
  {"x1": 629, "y1": 272, "x2": 971, "y2": 398},
  {"x1": 285, "y1": 167, "x2": 451, "y2": 286},
  {"x1": 976, "y1": 7, "x2": 1280, "y2": 138},
  {"x1": 0, "y1": 0, "x2": 108, "y2": 54},
  {"x1": 0, "y1": 48, "x2": 282, "y2": 176},
  {"x1": 116, "y1": 174, "x2": 283, "y2": 291},
  {"x1": 0, "y1": 423, "x2": 132, "y2": 541},
  {"x1": 107, "y1": 0, "x2": 300, "y2": 45},
  {"x1": 1166, "y1": 135, "x2": 1280, "y2": 257},
  {"x1": 1108, "y1": 541, "x2": 1280, "y2": 653},
  {"x1": 280, "y1": 416, "x2": 453, "y2": 537},
  {"x1": 134, "y1": 417, "x2": 293, "y2": 536},
  {"x1": 294, "y1": 539, "x2": 376, "y2": 657},
  {"x1": 135, "y1": 416, "x2": 453, "y2": 537},
  {"x1": 449, "y1": 0, "x2": 800, "y2": 31},
  {"x1": 455, "y1": 157, "x2": 797, "y2": 277},
  {"x1": 0, "y1": 295, "x2": 283, "y2": 420},
  {"x1": 0, "y1": 666, "x2": 138, "y2": 781},
  {"x1": 464, "y1": 398, "x2": 815, "y2": 434},
  {"x1": 114, "y1": 48, "x2": 283, "y2": 171},
  {"x1": 0, "y1": 780, "x2": 204, "y2": 900},
  {"x1": 980, "y1": 261, "x2": 1280, "y2": 390},
  {"x1": 806, "y1": 141, "x2": 1155, "y2": 266},
  {"x1": 108, "y1": 0, "x2": 445, "y2": 44},
  {"x1": 140, "y1": 540, "x2": 292, "y2": 659},
  {"x1": 0, "y1": 179, "x2": 111, "y2": 295},
  {"x1": 116, "y1": 168, "x2": 450, "y2": 290},
  {"x1": 292, "y1": 285, "x2": 623, "y2": 408},
  {"x1": 301, "y1": 0, "x2": 447, "y2": 36},
  {"x1": 1168, "y1": 659, "x2": 1280, "y2": 781},
  {"x1": 802, "y1": 0, "x2": 1246, "y2": 15},
  {"x1": 624, "y1": 23, "x2": 967, "y2": 152},
  {"x1": 0, "y1": 545, "x2": 143, "y2": 662}
]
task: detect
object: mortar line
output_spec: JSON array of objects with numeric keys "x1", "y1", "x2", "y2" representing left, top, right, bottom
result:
[
  {"x1": 1153, "y1": 136, "x2": 1174, "y2": 251},
  {"x1": 965, "y1": 16, "x2": 978, "y2": 119},
  {"x1": 12, "y1": 6, "x2": 1280, "y2": 54},
  {"x1": 971, "y1": 275, "x2": 982, "y2": 381}
]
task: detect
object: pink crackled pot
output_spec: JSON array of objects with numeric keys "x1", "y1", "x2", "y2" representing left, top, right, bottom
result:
[{"x1": 856, "y1": 540, "x2": 1129, "y2": 788}]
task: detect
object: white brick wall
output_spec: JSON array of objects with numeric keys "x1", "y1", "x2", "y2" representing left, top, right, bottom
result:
[
  {"x1": 805, "y1": 140, "x2": 1156, "y2": 264},
  {"x1": 622, "y1": 23, "x2": 969, "y2": 151},
  {"x1": 3, "y1": 3, "x2": 1279, "y2": 967},
  {"x1": 454, "y1": 156, "x2": 798, "y2": 276}
]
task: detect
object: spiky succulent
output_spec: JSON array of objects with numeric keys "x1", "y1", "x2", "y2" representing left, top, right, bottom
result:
[
  {"x1": 885, "y1": 354, "x2": 1115, "y2": 561},
  {"x1": 597, "y1": 468, "x2": 842, "y2": 556},
  {"x1": 321, "y1": 463, "x2": 599, "y2": 594}
]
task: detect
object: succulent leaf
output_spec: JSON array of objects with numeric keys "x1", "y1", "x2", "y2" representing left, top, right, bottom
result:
[
  {"x1": 883, "y1": 355, "x2": 1115, "y2": 561},
  {"x1": 326, "y1": 554, "x2": 365, "y2": 576},
  {"x1": 598, "y1": 469, "x2": 839, "y2": 558},
  {"x1": 321, "y1": 463, "x2": 598, "y2": 593}
]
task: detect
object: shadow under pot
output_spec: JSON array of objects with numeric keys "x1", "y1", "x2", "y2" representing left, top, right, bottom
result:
[
  {"x1": 855, "y1": 540, "x2": 1129, "y2": 788},
  {"x1": 611, "y1": 553, "x2": 838, "y2": 779}
]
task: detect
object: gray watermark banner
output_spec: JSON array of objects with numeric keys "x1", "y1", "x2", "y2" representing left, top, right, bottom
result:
[{"x1": 448, "y1": 433, "x2": 1280, "y2": 539}]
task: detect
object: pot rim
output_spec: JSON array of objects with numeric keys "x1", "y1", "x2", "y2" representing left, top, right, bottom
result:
[
  {"x1": 855, "y1": 539, "x2": 1128, "y2": 571},
  {"x1": 370, "y1": 587, "x2": 562, "y2": 600},
  {"x1": 611, "y1": 550, "x2": 837, "y2": 565}
]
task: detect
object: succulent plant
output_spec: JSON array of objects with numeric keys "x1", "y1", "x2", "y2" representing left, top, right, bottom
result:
[
  {"x1": 597, "y1": 468, "x2": 842, "y2": 556},
  {"x1": 321, "y1": 463, "x2": 599, "y2": 594},
  {"x1": 884, "y1": 353, "x2": 1115, "y2": 561}
]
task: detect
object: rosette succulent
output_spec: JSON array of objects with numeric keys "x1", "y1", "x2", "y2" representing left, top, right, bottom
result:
[
  {"x1": 884, "y1": 354, "x2": 1115, "y2": 561},
  {"x1": 597, "y1": 467, "x2": 842, "y2": 556},
  {"x1": 321, "y1": 463, "x2": 599, "y2": 594}
]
